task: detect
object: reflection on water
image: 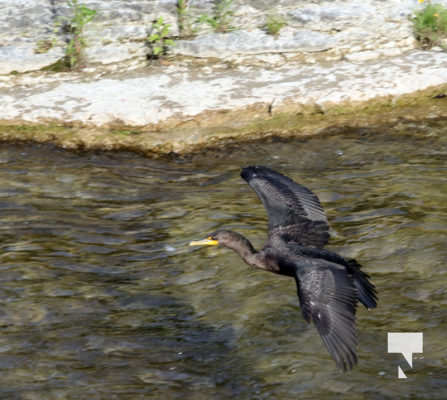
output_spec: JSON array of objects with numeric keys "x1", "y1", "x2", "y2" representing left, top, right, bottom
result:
[{"x1": 0, "y1": 127, "x2": 446, "y2": 399}]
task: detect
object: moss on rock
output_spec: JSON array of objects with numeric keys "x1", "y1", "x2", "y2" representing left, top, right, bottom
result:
[{"x1": 1, "y1": 83, "x2": 446, "y2": 157}]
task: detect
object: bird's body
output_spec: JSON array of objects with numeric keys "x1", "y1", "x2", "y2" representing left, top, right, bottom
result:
[{"x1": 190, "y1": 166, "x2": 377, "y2": 371}]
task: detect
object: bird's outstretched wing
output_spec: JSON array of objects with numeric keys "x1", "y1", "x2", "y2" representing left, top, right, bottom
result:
[
  {"x1": 297, "y1": 247, "x2": 378, "y2": 310},
  {"x1": 294, "y1": 260, "x2": 358, "y2": 371},
  {"x1": 241, "y1": 166, "x2": 330, "y2": 247}
]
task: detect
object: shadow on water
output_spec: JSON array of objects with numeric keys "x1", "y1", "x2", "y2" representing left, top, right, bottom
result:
[
  {"x1": 0, "y1": 125, "x2": 446, "y2": 399},
  {"x1": 0, "y1": 290, "x2": 266, "y2": 399}
]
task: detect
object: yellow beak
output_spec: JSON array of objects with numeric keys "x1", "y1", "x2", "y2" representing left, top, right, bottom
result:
[{"x1": 189, "y1": 237, "x2": 219, "y2": 246}]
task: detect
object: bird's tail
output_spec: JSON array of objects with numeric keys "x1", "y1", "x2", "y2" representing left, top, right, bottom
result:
[{"x1": 347, "y1": 259, "x2": 378, "y2": 309}]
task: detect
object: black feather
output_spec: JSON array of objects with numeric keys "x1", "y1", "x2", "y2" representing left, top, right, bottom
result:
[
  {"x1": 295, "y1": 263, "x2": 359, "y2": 371},
  {"x1": 241, "y1": 166, "x2": 330, "y2": 247}
]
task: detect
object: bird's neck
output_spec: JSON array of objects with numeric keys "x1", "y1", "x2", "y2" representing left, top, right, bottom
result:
[
  {"x1": 225, "y1": 236, "x2": 261, "y2": 268},
  {"x1": 232, "y1": 241, "x2": 257, "y2": 265},
  {"x1": 238, "y1": 246, "x2": 280, "y2": 274},
  {"x1": 222, "y1": 232, "x2": 280, "y2": 272}
]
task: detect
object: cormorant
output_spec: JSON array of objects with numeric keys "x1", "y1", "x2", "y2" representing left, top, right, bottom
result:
[{"x1": 190, "y1": 166, "x2": 377, "y2": 371}]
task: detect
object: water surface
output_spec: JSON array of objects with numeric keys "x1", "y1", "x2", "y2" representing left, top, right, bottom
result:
[{"x1": 0, "y1": 127, "x2": 446, "y2": 399}]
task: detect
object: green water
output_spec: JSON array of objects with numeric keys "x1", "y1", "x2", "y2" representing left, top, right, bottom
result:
[{"x1": 0, "y1": 127, "x2": 446, "y2": 399}]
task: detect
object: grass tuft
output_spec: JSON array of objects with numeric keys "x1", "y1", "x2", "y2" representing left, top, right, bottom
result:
[{"x1": 413, "y1": 2, "x2": 447, "y2": 49}]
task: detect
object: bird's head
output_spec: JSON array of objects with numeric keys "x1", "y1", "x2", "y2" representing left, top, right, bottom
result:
[{"x1": 189, "y1": 230, "x2": 254, "y2": 254}]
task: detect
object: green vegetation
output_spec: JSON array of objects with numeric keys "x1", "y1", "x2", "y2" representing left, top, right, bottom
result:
[
  {"x1": 147, "y1": 17, "x2": 175, "y2": 59},
  {"x1": 2, "y1": 85, "x2": 446, "y2": 156},
  {"x1": 264, "y1": 14, "x2": 287, "y2": 36},
  {"x1": 197, "y1": 0, "x2": 235, "y2": 33},
  {"x1": 177, "y1": 0, "x2": 191, "y2": 37},
  {"x1": 34, "y1": 39, "x2": 55, "y2": 54},
  {"x1": 111, "y1": 129, "x2": 143, "y2": 136},
  {"x1": 413, "y1": 1, "x2": 447, "y2": 49},
  {"x1": 58, "y1": 0, "x2": 96, "y2": 69}
]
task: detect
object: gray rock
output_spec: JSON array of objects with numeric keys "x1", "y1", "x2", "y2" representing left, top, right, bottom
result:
[
  {"x1": 84, "y1": 43, "x2": 146, "y2": 64},
  {"x1": 289, "y1": 2, "x2": 375, "y2": 25},
  {"x1": 0, "y1": 0, "x2": 440, "y2": 74},
  {"x1": 0, "y1": 43, "x2": 64, "y2": 74},
  {"x1": 2, "y1": 50, "x2": 446, "y2": 127},
  {"x1": 173, "y1": 29, "x2": 335, "y2": 57}
]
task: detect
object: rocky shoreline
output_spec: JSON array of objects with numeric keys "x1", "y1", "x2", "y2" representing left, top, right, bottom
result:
[{"x1": 1, "y1": 0, "x2": 447, "y2": 155}]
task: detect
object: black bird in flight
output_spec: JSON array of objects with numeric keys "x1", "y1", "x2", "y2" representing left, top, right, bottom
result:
[{"x1": 190, "y1": 166, "x2": 377, "y2": 371}]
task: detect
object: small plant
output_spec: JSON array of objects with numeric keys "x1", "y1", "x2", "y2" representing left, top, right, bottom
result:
[
  {"x1": 413, "y1": 1, "x2": 447, "y2": 49},
  {"x1": 62, "y1": 0, "x2": 96, "y2": 69},
  {"x1": 197, "y1": 0, "x2": 235, "y2": 33},
  {"x1": 177, "y1": 0, "x2": 190, "y2": 37},
  {"x1": 176, "y1": 0, "x2": 202, "y2": 37},
  {"x1": 264, "y1": 14, "x2": 287, "y2": 36},
  {"x1": 147, "y1": 17, "x2": 175, "y2": 59}
]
